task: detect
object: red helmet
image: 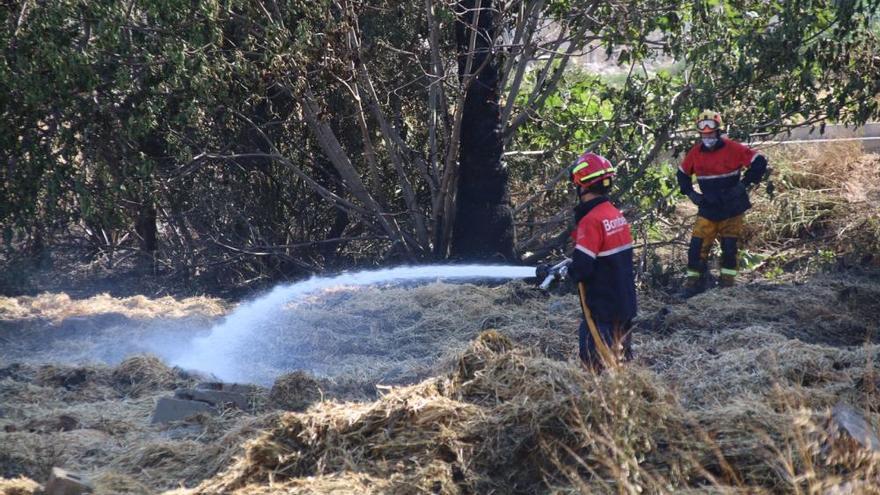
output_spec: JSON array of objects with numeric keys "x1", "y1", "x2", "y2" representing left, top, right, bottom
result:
[{"x1": 571, "y1": 152, "x2": 615, "y2": 188}]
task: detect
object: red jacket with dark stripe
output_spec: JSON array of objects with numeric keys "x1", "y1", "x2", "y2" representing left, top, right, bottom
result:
[
  {"x1": 677, "y1": 137, "x2": 768, "y2": 221},
  {"x1": 569, "y1": 197, "x2": 638, "y2": 323}
]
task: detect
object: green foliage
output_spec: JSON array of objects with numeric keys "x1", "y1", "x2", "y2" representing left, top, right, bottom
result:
[
  {"x1": 1, "y1": 0, "x2": 879, "y2": 286},
  {"x1": 508, "y1": 0, "x2": 880, "y2": 261},
  {"x1": 0, "y1": 1, "x2": 349, "y2": 281}
]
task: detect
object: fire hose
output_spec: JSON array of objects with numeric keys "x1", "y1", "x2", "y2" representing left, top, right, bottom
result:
[{"x1": 535, "y1": 258, "x2": 572, "y2": 290}]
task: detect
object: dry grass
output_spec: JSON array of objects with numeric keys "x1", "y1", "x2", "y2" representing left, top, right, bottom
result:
[
  {"x1": 180, "y1": 323, "x2": 880, "y2": 494},
  {"x1": 0, "y1": 293, "x2": 227, "y2": 322},
  {"x1": 269, "y1": 372, "x2": 322, "y2": 411},
  {"x1": 0, "y1": 357, "x2": 272, "y2": 494},
  {"x1": 0, "y1": 476, "x2": 40, "y2": 495},
  {"x1": 1, "y1": 272, "x2": 878, "y2": 493},
  {"x1": 744, "y1": 143, "x2": 880, "y2": 267},
  {"x1": 112, "y1": 355, "x2": 182, "y2": 398},
  {"x1": 218, "y1": 281, "x2": 576, "y2": 386},
  {"x1": 187, "y1": 333, "x2": 614, "y2": 493}
]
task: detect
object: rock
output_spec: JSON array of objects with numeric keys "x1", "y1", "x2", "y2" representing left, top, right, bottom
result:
[
  {"x1": 174, "y1": 388, "x2": 250, "y2": 410},
  {"x1": 196, "y1": 382, "x2": 261, "y2": 395},
  {"x1": 831, "y1": 403, "x2": 880, "y2": 452},
  {"x1": 45, "y1": 467, "x2": 93, "y2": 495},
  {"x1": 150, "y1": 397, "x2": 216, "y2": 424}
]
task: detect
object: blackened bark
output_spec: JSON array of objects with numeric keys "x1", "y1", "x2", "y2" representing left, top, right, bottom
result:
[
  {"x1": 135, "y1": 203, "x2": 158, "y2": 253},
  {"x1": 136, "y1": 133, "x2": 167, "y2": 256},
  {"x1": 450, "y1": 0, "x2": 516, "y2": 261}
]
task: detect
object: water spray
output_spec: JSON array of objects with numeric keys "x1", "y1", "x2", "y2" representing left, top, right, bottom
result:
[{"x1": 167, "y1": 264, "x2": 537, "y2": 383}]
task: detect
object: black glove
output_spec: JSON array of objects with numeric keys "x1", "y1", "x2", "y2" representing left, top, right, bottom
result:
[
  {"x1": 687, "y1": 191, "x2": 704, "y2": 206},
  {"x1": 535, "y1": 264, "x2": 550, "y2": 281}
]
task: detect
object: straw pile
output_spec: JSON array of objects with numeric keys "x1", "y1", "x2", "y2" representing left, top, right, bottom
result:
[
  {"x1": 187, "y1": 332, "x2": 692, "y2": 494},
  {"x1": 0, "y1": 356, "x2": 272, "y2": 494},
  {"x1": 182, "y1": 322, "x2": 879, "y2": 494},
  {"x1": 162, "y1": 265, "x2": 876, "y2": 494},
  {"x1": 112, "y1": 355, "x2": 183, "y2": 398},
  {"x1": 268, "y1": 371, "x2": 322, "y2": 411},
  {"x1": 0, "y1": 477, "x2": 40, "y2": 495}
]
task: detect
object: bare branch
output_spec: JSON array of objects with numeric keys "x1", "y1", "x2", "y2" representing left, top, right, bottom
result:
[
  {"x1": 499, "y1": 0, "x2": 543, "y2": 90},
  {"x1": 296, "y1": 79, "x2": 416, "y2": 256},
  {"x1": 224, "y1": 235, "x2": 388, "y2": 251},
  {"x1": 188, "y1": 152, "x2": 372, "y2": 219},
  {"x1": 512, "y1": 126, "x2": 615, "y2": 216},
  {"x1": 503, "y1": 22, "x2": 593, "y2": 141},
  {"x1": 346, "y1": 8, "x2": 432, "y2": 248},
  {"x1": 11, "y1": 0, "x2": 32, "y2": 42},
  {"x1": 425, "y1": 0, "x2": 450, "y2": 183},
  {"x1": 344, "y1": 26, "x2": 384, "y2": 202},
  {"x1": 500, "y1": 0, "x2": 545, "y2": 130}
]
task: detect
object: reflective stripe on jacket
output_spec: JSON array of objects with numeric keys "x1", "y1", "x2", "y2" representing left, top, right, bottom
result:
[{"x1": 677, "y1": 137, "x2": 766, "y2": 221}]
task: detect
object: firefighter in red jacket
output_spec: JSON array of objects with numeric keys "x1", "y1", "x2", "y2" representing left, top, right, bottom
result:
[
  {"x1": 678, "y1": 110, "x2": 768, "y2": 296},
  {"x1": 568, "y1": 152, "x2": 638, "y2": 370}
]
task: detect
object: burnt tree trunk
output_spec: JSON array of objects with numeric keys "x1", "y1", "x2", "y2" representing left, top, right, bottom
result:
[
  {"x1": 135, "y1": 203, "x2": 158, "y2": 253},
  {"x1": 450, "y1": 0, "x2": 516, "y2": 261}
]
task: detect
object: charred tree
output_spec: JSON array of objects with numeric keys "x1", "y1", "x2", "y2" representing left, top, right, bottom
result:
[{"x1": 450, "y1": 0, "x2": 516, "y2": 261}]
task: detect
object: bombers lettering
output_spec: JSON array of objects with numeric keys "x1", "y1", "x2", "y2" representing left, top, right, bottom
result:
[{"x1": 602, "y1": 216, "x2": 628, "y2": 232}]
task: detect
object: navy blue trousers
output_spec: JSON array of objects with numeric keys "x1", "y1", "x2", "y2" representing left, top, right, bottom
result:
[{"x1": 578, "y1": 319, "x2": 633, "y2": 369}]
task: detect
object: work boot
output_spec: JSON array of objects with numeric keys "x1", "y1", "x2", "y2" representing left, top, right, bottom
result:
[
  {"x1": 679, "y1": 275, "x2": 706, "y2": 298},
  {"x1": 719, "y1": 274, "x2": 736, "y2": 288}
]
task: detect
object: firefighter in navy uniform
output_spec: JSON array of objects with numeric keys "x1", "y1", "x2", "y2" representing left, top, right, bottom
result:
[
  {"x1": 568, "y1": 152, "x2": 638, "y2": 370},
  {"x1": 678, "y1": 110, "x2": 768, "y2": 296}
]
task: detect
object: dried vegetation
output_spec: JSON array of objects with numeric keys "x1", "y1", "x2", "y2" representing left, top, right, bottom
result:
[
  {"x1": 745, "y1": 143, "x2": 880, "y2": 269},
  {"x1": 0, "y1": 293, "x2": 226, "y2": 323},
  {"x1": 2, "y1": 271, "x2": 877, "y2": 494},
  {"x1": 0, "y1": 357, "x2": 273, "y2": 494}
]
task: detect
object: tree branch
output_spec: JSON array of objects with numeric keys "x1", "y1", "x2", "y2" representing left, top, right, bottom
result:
[
  {"x1": 296, "y1": 78, "x2": 416, "y2": 257},
  {"x1": 500, "y1": 0, "x2": 544, "y2": 131},
  {"x1": 503, "y1": 24, "x2": 591, "y2": 141}
]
